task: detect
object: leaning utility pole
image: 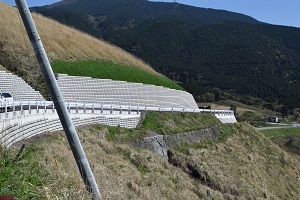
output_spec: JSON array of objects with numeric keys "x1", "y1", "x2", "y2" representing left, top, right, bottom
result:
[{"x1": 15, "y1": 0, "x2": 101, "y2": 199}]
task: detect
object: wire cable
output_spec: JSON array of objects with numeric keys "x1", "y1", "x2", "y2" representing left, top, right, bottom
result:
[{"x1": 172, "y1": 0, "x2": 234, "y2": 52}]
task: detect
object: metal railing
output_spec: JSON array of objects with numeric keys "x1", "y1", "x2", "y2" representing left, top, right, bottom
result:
[{"x1": 0, "y1": 100, "x2": 235, "y2": 117}]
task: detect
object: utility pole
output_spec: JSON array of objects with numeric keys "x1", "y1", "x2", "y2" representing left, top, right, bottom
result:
[{"x1": 15, "y1": 1, "x2": 101, "y2": 199}]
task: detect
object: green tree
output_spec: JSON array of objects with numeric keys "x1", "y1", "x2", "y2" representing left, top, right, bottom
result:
[
  {"x1": 263, "y1": 103, "x2": 275, "y2": 111},
  {"x1": 230, "y1": 105, "x2": 237, "y2": 115},
  {"x1": 280, "y1": 105, "x2": 289, "y2": 117},
  {"x1": 214, "y1": 90, "x2": 221, "y2": 101}
]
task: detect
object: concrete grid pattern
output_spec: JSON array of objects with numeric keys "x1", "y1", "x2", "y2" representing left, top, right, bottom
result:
[
  {"x1": 55, "y1": 74, "x2": 198, "y2": 109},
  {"x1": 0, "y1": 71, "x2": 45, "y2": 101},
  {"x1": 0, "y1": 71, "x2": 236, "y2": 147}
]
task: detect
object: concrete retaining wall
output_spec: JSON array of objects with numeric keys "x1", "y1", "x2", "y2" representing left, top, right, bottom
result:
[
  {"x1": 130, "y1": 124, "x2": 219, "y2": 159},
  {"x1": 0, "y1": 110, "x2": 140, "y2": 147}
]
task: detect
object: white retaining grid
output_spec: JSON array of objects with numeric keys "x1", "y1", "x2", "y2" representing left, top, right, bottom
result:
[
  {"x1": 55, "y1": 74, "x2": 198, "y2": 109},
  {"x1": 0, "y1": 71, "x2": 237, "y2": 147},
  {"x1": 0, "y1": 101, "x2": 141, "y2": 147},
  {"x1": 0, "y1": 101, "x2": 236, "y2": 147},
  {"x1": 0, "y1": 70, "x2": 45, "y2": 101}
]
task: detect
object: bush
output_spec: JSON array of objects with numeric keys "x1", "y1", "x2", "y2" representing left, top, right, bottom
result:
[{"x1": 237, "y1": 111, "x2": 266, "y2": 127}]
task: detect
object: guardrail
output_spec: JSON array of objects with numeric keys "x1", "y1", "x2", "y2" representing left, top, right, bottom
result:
[
  {"x1": 0, "y1": 100, "x2": 236, "y2": 147},
  {"x1": 0, "y1": 101, "x2": 235, "y2": 116}
]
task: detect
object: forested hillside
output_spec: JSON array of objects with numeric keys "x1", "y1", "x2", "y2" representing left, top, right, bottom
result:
[
  {"x1": 32, "y1": 0, "x2": 300, "y2": 109},
  {"x1": 106, "y1": 21, "x2": 300, "y2": 109},
  {"x1": 33, "y1": 0, "x2": 259, "y2": 37}
]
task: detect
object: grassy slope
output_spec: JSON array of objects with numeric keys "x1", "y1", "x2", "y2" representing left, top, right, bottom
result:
[
  {"x1": 169, "y1": 123, "x2": 300, "y2": 199},
  {"x1": 0, "y1": 2, "x2": 154, "y2": 72},
  {"x1": 106, "y1": 113, "x2": 219, "y2": 142},
  {"x1": 1, "y1": 114, "x2": 300, "y2": 199},
  {"x1": 216, "y1": 99, "x2": 278, "y2": 116},
  {"x1": 51, "y1": 60, "x2": 184, "y2": 90},
  {"x1": 261, "y1": 128, "x2": 300, "y2": 138},
  {"x1": 0, "y1": 65, "x2": 9, "y2": 72},
  {"x1": 0, "y1": 2, "x2": 177, "y2": 96},
  {"x1": 141, "y1": 112, "x2": 217, "y2": 134},
  {"x1": 261, "y1": 128, "x2": 300, "y2": 159}
]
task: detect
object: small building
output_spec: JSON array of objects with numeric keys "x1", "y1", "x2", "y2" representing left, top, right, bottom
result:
[{"x1": 268, "y1": 116, "x2": 279, "y2": 123}]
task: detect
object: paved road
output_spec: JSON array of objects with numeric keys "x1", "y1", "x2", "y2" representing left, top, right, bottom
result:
[{"x1": 257, "y1": 126, "x2": 295, "y2": 131}]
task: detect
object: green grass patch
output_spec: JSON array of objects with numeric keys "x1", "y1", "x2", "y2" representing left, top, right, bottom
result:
[
  {"x1": 217, "y1": 123, "x2": 235, "y2": 142},
  {"x1": 174, "y1": 142, "x2": 213, "y2": 155},
  {"x1": 265, "y1": 123, "x2": 292, "y2": 127},
  {"x1": 142, "y1": 112, "x2": 218, "y2": 135},
  {"x1": 51, "y1": 60, "x2": 183, "y2": 90},
  {"x1": 261, "y1": 127, "x2": 300, "y2": 138},
  {"x1": 106, "y1": 111, "x2": 235, "y2": 156},
  {"x1": 137, "y1": 165, "x2": 149, "y2": 174},
  {"x1": 237, "y1": 111, "x2": 266, "y2": 127},
  {"x1": 106, "y1": 126, "x2": 144, "y2": 142},
  {"x1": 0, "y1": 145, "x2": 47, "y2": 199},
  {"x1": 174, "y1": 123, "x2": 235, "y2": 154},
  {"x1": 106, "y1": 112, "x2": 219, "y2": 142}
]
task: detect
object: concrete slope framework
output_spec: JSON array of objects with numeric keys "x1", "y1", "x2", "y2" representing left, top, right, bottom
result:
[
  {"x1": 55, "y1": 74, "x2": 198, "y2": 109},
  {"x1": 0, "y1": 71, "x2": 45, "y2": 101},
  {"x1": 0, "y1": 71, "x2": 236, "y2": 148},
  {"x1": 0, "y1": 105, "x2": 140, "y2": 147},
  {"x1": 0, "y1": 101, "x2": 236, "y2": 147}
]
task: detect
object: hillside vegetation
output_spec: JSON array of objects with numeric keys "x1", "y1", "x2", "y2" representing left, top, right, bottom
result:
[
  {"x1": 33, "y1": 0, "x2": 259, "y2": 37},
  {"x1": 1, "y1": 113, "x2": 300, "y2": 199},
  {"x1": 261, "y1": 128, "x2": 300, "y2": 159},
  {"x1": 0, "y1": 2, "x2": 166, "y2": 97}
]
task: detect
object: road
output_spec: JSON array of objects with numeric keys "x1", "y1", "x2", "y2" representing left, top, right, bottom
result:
[{"x1": 257, "y1": 126, "x2": 296, "y2": 131}]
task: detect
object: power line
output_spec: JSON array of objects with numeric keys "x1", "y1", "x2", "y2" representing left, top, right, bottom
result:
[{"x1": 172, "y1": 0, "x2": 234, "y2": 52}]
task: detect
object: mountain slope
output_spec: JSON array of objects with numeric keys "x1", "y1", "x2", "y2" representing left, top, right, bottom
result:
[
  {"x1": 32, "y1": 0, "x2": 300, "y2": 109},
  {"x1": 33, "y1": 0, "x2": 259, "y2": 37},
  {"x1": 107, "y1": 20, "x2": 300, "y2": 108}
]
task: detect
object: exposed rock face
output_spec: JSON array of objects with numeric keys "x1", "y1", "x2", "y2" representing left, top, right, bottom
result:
[{"x1": 131, "y1": 124, "x2": 219, "y2": 159}]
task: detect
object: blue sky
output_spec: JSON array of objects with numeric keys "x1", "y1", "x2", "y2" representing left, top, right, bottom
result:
[{"x1": 2, "y1": 0, "x2": 299, "y2": 28}]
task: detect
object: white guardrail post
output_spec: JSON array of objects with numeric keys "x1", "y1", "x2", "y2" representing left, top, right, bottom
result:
[
  {"x1": 44, "y1": 101, "x2": 47, "y2": 113},
  {"x1": 4, "y1": 102, "x2": 7, "y2": 113}
]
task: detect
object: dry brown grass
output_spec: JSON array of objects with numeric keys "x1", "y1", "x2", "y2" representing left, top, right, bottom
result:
[
  {"x1": 0, "y1": 64, "x2": 9, "y2": 72},
  {"x1": 14, "y1": 123, "x2": 300, "y2": 199},
  {"x1": 29, "y1": 127, "x2": 211, "y2": 199},
  {"x1": 0, "y1": 2, "x2": 156, "y2": 73},
  {"x1": 169, "y1": 123, "x2": 300, "y2": 199},
  {"x1": 0, "y1": 2, "x2": 161, "y2": 95}
]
